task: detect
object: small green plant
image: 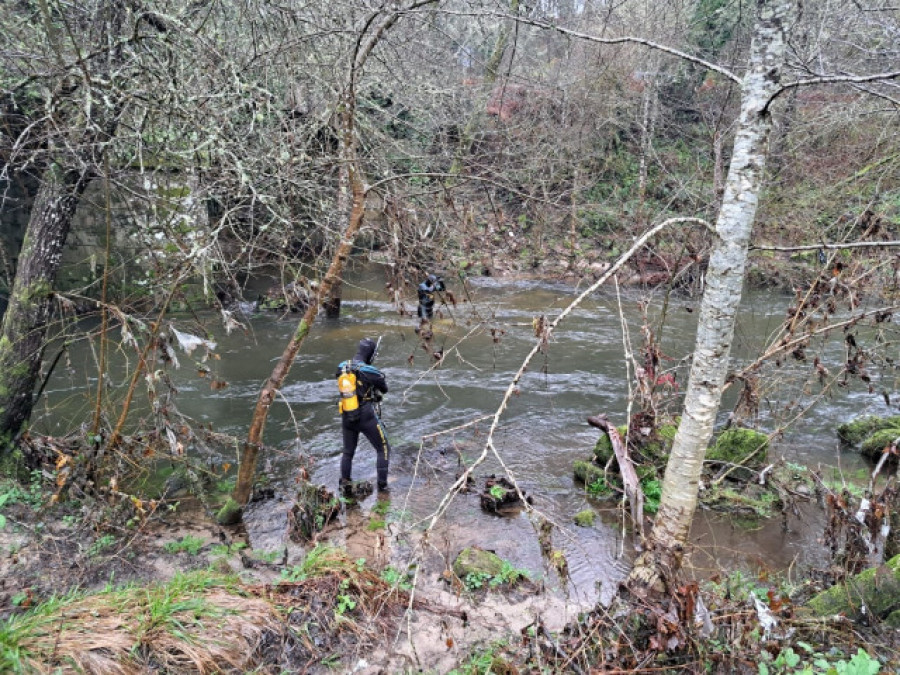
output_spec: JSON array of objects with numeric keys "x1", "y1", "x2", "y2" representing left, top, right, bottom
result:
[
  {"x1": 0, "y1": 473, "x2": 44, "y2": 527},
  {"x1": 252, "y1": 549, "x2": 282, "y2": 564},
  {"x1": 464, "y1": 572, "x2": 491, "y2": 591},
  {"x1": 0, "y1": 489, "x2": 14, "y2": 529},
  {"x1": 88, "y1": 534, "x2": 116, "y2": 557},
  {"x1": 367, "y1": 518, "x2": 385, "y2": 531},
  {"x1": 279, "y1": 544, "x2": 350, "y2": 582},
  {"x1": 24, "y1": 470, "x2": 44, "y2": 508},
  {"x1": 461, "y1": 561, "x2": 529, "y2": 591},
  {"x1": 489, "y1": 485, "x2": 507, "y2": 500},
  {"x1": 758, "y1": 645, "x2": 880, "y2": 675},
  {"x1": 641, "y1": 478, "x2": 662, "y2": 514},
  {"x1": 210, "y1": 541, "x2": 247, "y2": 557},
  {"x1": 489, "y1": 561, "x2": 529, "y2": 588},
  {"x1": 320, "y1": 653, "x2": 341, "y2": 668},
  {"x1": 447, "y1": 639, "x2": 511, "y2": 675},
  {"x1": 371, "y1": 499, "x2": 390, "y2": 517},
  {"x1": 164, "y1": 535, "x2": 205, "y2": 555},
  {"x1": 587, "y1": 474, "x2": 613, "y2": 497},
  {"x1": 335, "y1": 578, "x2": 356, "y2": 615},
  {"x1": 380, "y1": 565, "x2": 413, "y2": 591}
]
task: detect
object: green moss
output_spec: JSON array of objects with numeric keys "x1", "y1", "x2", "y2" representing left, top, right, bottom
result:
[
  {"x1": 859, "y1": 428, "x2": 900, "y2": 461},
  {"x1": 574, "y1": 459, "x2": 604, "y2": 487},
  {"x1": 592, "y1": 424, "x2": 627, "y2": 464},
  {"x1": 701, "y1": 481, "x2": 781, "y2": 521},
  {"x1": 216, "y1": 497, "x2": 243, "y2": 525},
  {"x1": 886, "y1": 609, "x2": 900, "y2": 628},
  {"x1": 658, "y1": 422, "x2": 678, "y2": 443},
  {"x1": 707, "y1": 428, "x2": 768, "y2": 480},
  {"x1": 573, "y1": 509, "x2": 596, "y2": 527},
  {"x1": 17, "y1": 279, "x2": 51, "y2": 305},
  {"x1": 804, "y1": 554, "x2": 900, "y2": 620},
  {"x1": 837, "y1": 415, "x2": 900, "y2": 446},
  {"x1": 452, "y1": 547, "x2": 505, "y2": 579},
  {"x1": 294, "y1": 319, "x2": 309, "y2": 341}
]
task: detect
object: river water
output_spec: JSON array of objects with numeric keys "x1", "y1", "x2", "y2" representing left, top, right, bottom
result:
[{"x1": 38, "y1": 264, "x2": 895, "y2": 605}]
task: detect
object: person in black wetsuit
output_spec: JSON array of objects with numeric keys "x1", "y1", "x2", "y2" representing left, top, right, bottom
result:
[
  {"x1": 417, "y1": 273, "x2": 445, "y2": 322},
  {"x1": 336, "y1": 338, "x2": 391, "y2": 493}
]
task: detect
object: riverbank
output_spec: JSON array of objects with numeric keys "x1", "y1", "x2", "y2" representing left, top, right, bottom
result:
[{"x1": 2, "y1": 467, "x2": 898, "y2": 673}]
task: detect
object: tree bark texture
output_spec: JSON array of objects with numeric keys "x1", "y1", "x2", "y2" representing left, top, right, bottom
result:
[
  {"x1": 0, "y1": 167, "x2": 92, "y2": 448},
  {"x1": 628, "y1": 0, "x2": 795, "y2": 594}
]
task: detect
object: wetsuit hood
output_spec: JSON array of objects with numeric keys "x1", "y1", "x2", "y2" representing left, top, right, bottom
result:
[{"x1": 354, "y1": 338, "x2": 377, "y2": 365}]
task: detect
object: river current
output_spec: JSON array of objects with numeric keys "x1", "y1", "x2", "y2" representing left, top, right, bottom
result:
[{"x1": 38, "y1": 264, "x2": 896, "y2": 604}]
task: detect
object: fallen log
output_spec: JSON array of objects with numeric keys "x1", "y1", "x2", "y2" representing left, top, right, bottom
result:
[{"x1": 587, "y1": 414, "x2": 645, "y2": 544}]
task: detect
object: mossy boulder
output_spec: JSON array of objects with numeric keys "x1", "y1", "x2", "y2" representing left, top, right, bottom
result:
[
  {"x1": 638, "y1": 421, "x2": 679, "y2": 459},
  {"x1": 573, "y1": 459, "x2": 604, "y2": 488},
  {"x1": 706, "y1": 428, "x2": 768, "y2": 480},
  {"x1": 804, "y1": 554, "x2": 900, "y2": 622},
  {"x1": 859, "y1": 428, "x2": 900, "y2": 462},
  {"x1": 592, "y1": 427, "x2": 620, "y2": 465},
  {"x1": 452, "y1": 547, "x2": 505, "y2": 579},
  {"x1": 574, "y1": 509, "x2": 596, "y2": 527},
  {"x1": 837, "y1": 415, "x2": 900, "y2": 446},
  {"x1": 887, "y1": 609, "x2": 900, "y2": 628}
]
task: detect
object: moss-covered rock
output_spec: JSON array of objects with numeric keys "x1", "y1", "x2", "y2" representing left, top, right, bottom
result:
[
  {"x1": 452, "y1": 547, "x2": 505, "y2": 579},
  {"x1": 886, "y1": 609, "x2": 900, "y2": 628},
  {"x1": 592, "y1": 431, "x2": 615, "y2": 465},
  {"x1": 216, "y1": 497, "x2": 243, "y2": 525},
  {"x1": 574, "y1": 509, "x2": 596, "y2": 527},
  {"x1": 637, "y1": 421, "x2": 679, "y2": 460},
  {"x1": 574, "y1": 459, "x2": 605, "y2": 488},
  {"x1": 706, "y1": 428, "x2": 768, "y2": 480},
  {"x1": 859, "y1": 428, "x2": 900, "y2": 462},
  {"x1": 804, "y1": 554, "x2": 900, "y2": 622},
  {"x1": 593, "y1": 424, "x2": 630, "y2": 463},
  {"x1": 837, "y1": 415, "x2": 900, "y2": 446}
]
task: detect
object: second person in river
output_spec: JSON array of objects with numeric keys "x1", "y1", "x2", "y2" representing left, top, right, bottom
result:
[
  {"x1": 417, "y1": 273, "x2": 445, "y2": 322},
  {"x1": 336, "y1": 338, "x2": 391, "y2": 493}
]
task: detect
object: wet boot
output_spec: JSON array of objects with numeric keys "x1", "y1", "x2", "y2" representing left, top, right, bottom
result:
[{"x1": 338, "y1": 478, "x2": 353, "y2": 499}]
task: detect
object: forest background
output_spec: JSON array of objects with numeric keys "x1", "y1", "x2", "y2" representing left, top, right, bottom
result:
[{"x1": 1, "y1": 0, "x2": 900, "y2": 672}]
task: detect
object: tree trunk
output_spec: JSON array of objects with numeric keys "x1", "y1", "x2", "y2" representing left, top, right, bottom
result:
[
  {"x1": 627, "y1": 0, "x2": 795, "y2": 595},
  {"x1": 0, "y1": 166, "x2": 91, "y2": 450}
]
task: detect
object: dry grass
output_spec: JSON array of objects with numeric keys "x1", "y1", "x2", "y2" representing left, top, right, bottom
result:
[
  {"x1": 1, "y1": 546, "x2": 414, "y2": 674},
  {"x1": 2, "y1": 573, "x2": 286, "y2": 674}
]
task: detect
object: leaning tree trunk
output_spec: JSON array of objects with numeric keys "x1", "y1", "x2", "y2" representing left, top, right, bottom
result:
[
  {"x1": 0, "y1": 166, "x2": 92, "y2": 451},
  {"x1": 627, "y1": 0, "x2": 795, "y2": 595}
]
